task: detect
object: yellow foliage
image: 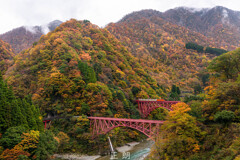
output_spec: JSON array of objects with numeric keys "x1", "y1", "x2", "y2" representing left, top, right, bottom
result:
[
  {"x1": 77, "y1": 116, "x2": 89, "y2": 123},
  {"x1": 76, "y1": 107, "x2": 81, "y2": 112},
  {"x1": 235, "y1": 155, "x2": 240, "y2": 160},
  {"x1": 116, "y1": 69, "x2": 126, "y2": 78},
  {"x1": 15, "y1": 130, "x2": 40, "y2": 151},
  {"x1": 152, "y1": 102, "x2": 205, "y2": 159},
  {"x1": 57, "y1": 132, "x2": 70, "y2": 145},
  {"x1": 193, "y1": 143, "x2": 200, "y2": 152},
  {"x1": 114, "y1": 114, "x2": 121, "y2": 118},
  {"x1": 169, "y1": 102, "x2": 191, "y2": 117}
]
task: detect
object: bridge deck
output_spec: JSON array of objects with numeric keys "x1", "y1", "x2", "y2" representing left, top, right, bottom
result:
[
  {"x1": 136, "y1": 100, "x2": 179, "y2": 103},
  {"x1": 88, "y1": 117, "x2": 164, "y2": 123}
]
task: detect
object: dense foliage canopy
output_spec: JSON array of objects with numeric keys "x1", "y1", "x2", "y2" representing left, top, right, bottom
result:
[
  {"x1": 1, "y1": 10, "x2": 240, "y2": 159},
  {"x1": 0, "y1": 40, "x2": 14, "y2": 73}
]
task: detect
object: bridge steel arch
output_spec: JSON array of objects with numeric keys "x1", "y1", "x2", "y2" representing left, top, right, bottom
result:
[
  {"x1": 136, "y1": 100, "x2": 179, "y2": 118},
  {"x1": 88, "y1": 117, "x2": 164, "y2": 140}
]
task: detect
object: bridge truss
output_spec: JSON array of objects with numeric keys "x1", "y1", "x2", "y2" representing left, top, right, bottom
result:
[
  {"x1": 136, "y1": 100, "x2": 179, "y2": 118},
  {"x1": 88, "y1": 117, "x2": 164, "y2": 140}
]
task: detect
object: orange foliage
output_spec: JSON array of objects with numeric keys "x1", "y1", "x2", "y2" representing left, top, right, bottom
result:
[
  {"x1": 0, "y1": 148, "x2": 30, "y2": 160},
  {"x1": 79, "y1": 51, "x2": 91, "y2": 61}
]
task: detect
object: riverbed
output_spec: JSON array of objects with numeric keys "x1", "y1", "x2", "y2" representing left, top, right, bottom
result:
[
  {"x1": 97, "y1": 140, "x2": 154, "y2": 160},
  {"x1": 53, "y1": 140, "x2": 154, "y2": 160}
]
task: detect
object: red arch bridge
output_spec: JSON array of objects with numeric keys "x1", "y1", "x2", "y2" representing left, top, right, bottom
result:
[
  {"x1": 43, "y1": 117, "x2": 164, "y2": 140},
  {"x1": 136, "y1": 99, "x2": 179, "y2": 118},
  {"x1": 88, "y1": 117, "x2": 164, "y2": 140},
  {"x1": 43, "y1": 100, "x2": 180, "y2": 140}
]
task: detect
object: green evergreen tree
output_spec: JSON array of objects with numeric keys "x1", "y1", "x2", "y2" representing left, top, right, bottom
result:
[
  {"x1": 35, "y1": 130, "x2": 58, "y2": 160},
  {"x1": 0, "y1": 75, "x2": 12, "y2": 132},
  {"x1": 78, "y1": 61, "x2": 97, "y2": 83},
  {"x1": 17, "y1": 98, "x2": 29, "y2": 129},
  {"x1": 205, "y1": 47, "x2": 227, "y2": 55},
  {"x1": 0, "y1": 126, "x2": 26, "y2": 149},
  {"x1": 131, "y1": 86, "x2": 141, "y2": 95},
  {"x1": 0, "y1": 73, "x2": 15, "y2": 132},
  {"x1": 185, "y1": 42, "x2": 204, "y2": 52},
  {"x1": 214, "y1": 110, "x2": 235, "y2": 124},
  {"x1": 171, "y1": 85, "x2": 177, "y2": 93},
  {"x1": 22, "y1": 99, "x2": 37, "y2": 130},
  {"x1": 93, "y1": 63, "x2": 102, "y2": 80},
  {"x1": 5, "y1": 85, "x2": 15, "y2": 101},
  {"x1": 81, "y1": 102, "x2": 90, "y2": 115},
  {"x1": 169, "y1": 92, "x2": 180, "y2": 101},
  {"x1": 0, "y1": 72, "x2": 43, "y2": 133},
  {"x1": 86, "y1": 67, "x2": 97, "y2": 83},
  {"x1": 169, "y1": 85, "x2": 181, "y2": 101},
  {"x1": 194, "y1": 84, "x2": 202, "y2": 95},
  {"x1": 32, "y1": 104, "x2": 44, "y2": 131},
  {"x1": 0, "y1": 97, "x2": 11, "y2": 132},
  {"x1": 176, "y1": 86, "x2": 181, "y2": 95},
  {"x1": 10, "y1": 100, "x2": 25, "y2": 127}
]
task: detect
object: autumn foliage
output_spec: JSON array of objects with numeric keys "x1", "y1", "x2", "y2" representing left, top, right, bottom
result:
[
  {"x1": 5, "y1": 19, "x2": 165, "y2": 119},
  {"x1": 1, "y1": 8, "x2": 240, "y2": 159},
  {"x1": 0, "y1": 39, "x2": 14, "y2": 73},
  {"x1": 149, "y1": 102, "x2": 205, "y2": 159},
  {"x1": 106, "y1": 11, "x2": 218, "y2": 91}
]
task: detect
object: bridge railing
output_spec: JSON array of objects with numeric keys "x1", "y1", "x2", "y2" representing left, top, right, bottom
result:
[
  {"x1": 88, "y1": 117, "x2": 164, "y2": 124},
  {"x1": 136, "y1": 100, "x2": 180, "y2": 103}
]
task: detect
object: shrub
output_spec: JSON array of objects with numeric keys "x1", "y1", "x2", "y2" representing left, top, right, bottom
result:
[
  {"x1": 214, "y1": 110, "x2": 235, "y2": 124},
  {"x1": 185, "y1": 42, "x2": 204, "y2": 52}
]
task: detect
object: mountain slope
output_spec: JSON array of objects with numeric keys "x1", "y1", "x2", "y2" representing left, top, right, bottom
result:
[
  {"x1": 0, "y1": 20, "x2": 62, "y2": 54},
  {"x1": 162, "y1": 6, "x2": 240, "y2": 50},
  {"x1": 5, "y1": 19, "x2": 165, "y2": 118},
  {"x1": 0, "y1": 39, "x2": 14, "y2": 73},
  {"x1": 107, "y1": 10, "x2": 215, "y2": 90}
]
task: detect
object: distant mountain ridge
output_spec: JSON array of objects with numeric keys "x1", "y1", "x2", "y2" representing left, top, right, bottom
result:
[
  {"x1": 163, "y1": 6, "x2": 240, "y2": 50},
  {"x1": 1, "y1": 6, "x2": 240, "y2": 53},
  {"x1": 164, "y1": 6, "x2": 240, "y2": 31},
  {"x1": 24, "y1": 20, "x2": 62, "y2": 34},
  {"x1": 119, "y1": 6, "x2": 240, "y2": 50},
  {"x1": 0, "y1": 20, "x2": 62, "y2": 53}
]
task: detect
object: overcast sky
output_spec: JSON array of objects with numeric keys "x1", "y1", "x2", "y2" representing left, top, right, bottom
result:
[{"x1": 1, "y1": 0, "x2": 240, "y2": 34}]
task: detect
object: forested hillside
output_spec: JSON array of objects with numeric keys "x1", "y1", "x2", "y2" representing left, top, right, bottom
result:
[
  {"x1": 107, "y1": 10, "x2": 215, "y2": 91},
  {"x1": 1, "y1": 6, "x2": 240, "y2": 159},
  {"x1": 2, "y1": 19, "x2": 168, "y2": 155},
  {"x1": 148, "y1": 48, "x2": 240, "y2": 159},
  {"x1": 5, "y1": 19, "x2": 165, "y2": 119},
  {"x1": 0, "y1": 72, "x2": 58, "y2": 159}
]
